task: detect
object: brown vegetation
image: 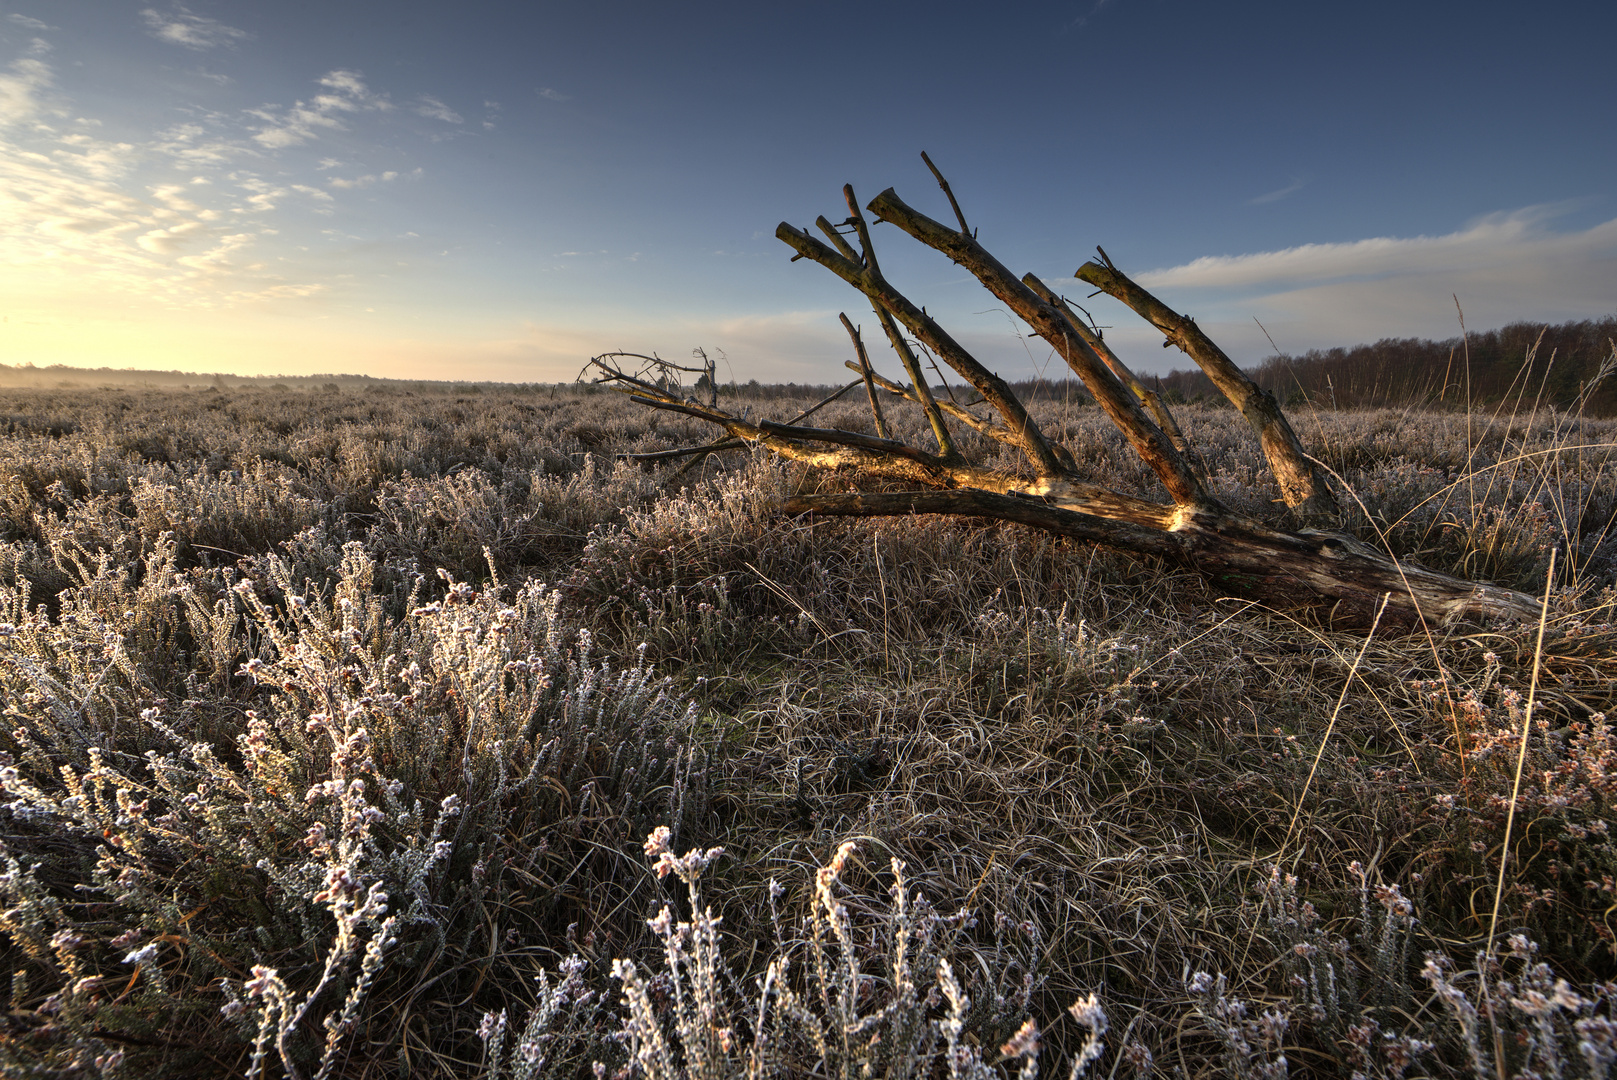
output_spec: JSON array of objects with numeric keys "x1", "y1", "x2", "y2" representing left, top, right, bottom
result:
[{"x1": 0, "y1": 379, "x2": 1616, "y2": 1077}]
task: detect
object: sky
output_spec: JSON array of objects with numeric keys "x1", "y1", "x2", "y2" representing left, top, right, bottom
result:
[{"x1": 1, "y1": 1, "x2": 1613, "y2": 384}]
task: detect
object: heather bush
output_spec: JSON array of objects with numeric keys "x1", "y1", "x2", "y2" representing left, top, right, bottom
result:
[
  {"x1": 0, "y1": 534, "x2": 707, "y2": 1076},
  {"x1": 489, "y1": 828, "x2": 1104, "y2": 1080}
]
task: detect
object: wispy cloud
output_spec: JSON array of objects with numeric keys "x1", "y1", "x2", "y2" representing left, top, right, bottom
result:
[
  {"x1": 537, "y1": 87, "x2": 571, "y2": 102},
  {"x1": 327, "y1": 170, "x2": 401, "y2": 189},
  {"x1": 249, "y1": 69, "x2": 388, "y2": 148},
  {"x1": 7, "y1": 14, "x2": 51, "y2": 32},
  {"x1": 153, "y1": 120, "x2": 244, "y2": 169},
  {"x1": 140, "y1": 5, "x2": 248, "y2": 50},
  {"x1": 1138, "y1": 205, "x2": 1607, "y2": 290},
  {"x1": 414, "y1": 95, "x2": 462, "y2": 123},
  {"x1": 0, "y1": 51, "x2": 363, "y2": 308},
  {"x1": 1249, "y1": 177, "x2": 1307, "y2": 205},
  {"x1": 0, "y1": 55, "x2": 53, "y2": 127},
  {"x1": 1085, "y1": 205, "x2": 1617, "y2": 364},
  {"x1": 1067, "y1": 0, "x2": 1116, "y2": 31}
]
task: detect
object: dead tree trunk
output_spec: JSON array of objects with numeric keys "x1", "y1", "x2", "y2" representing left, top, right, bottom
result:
[{"x1": 586, "y1": 159, "x2": 1543, "y2": 629}]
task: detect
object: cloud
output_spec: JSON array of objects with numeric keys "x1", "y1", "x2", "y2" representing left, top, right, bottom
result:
[
  {"x1": 153, "y1": 120, "x2": 242, "y2": 168},
  {"x1": 235, "y1": 282, "x2": 324, "y2": 300},
  {"x1": 1249, "y1": 177, "x2": 1307, "y2": 205},
  {"x1": 175, "y1": 231, "x2": 254, "y2": 273},
  {"x1": 7, "y1": 14, "x2": 50, "y2": 31},
  {"x1": 537, "y1": 87, "x2": 571, "y2": 102},
  {"x1": 250, "y1": 69, "x2": 387, "y2": 148},
  {"x1": 0, "y1": 55, "x2": 52, "y2": 127},
  {"x1": 1067, "y1": 0, "x2": 1116, "y2": 31},
  {"x1": 0, "y1": 48, "x2": 407, "y2": 316},
  {"x1": 327, "y1": 168, "x2": 413, "y2": 190},
  {"x1": 414, "y1": 95, "x2": 462, "y2": 123},
  {"x1": 1137, "y1": 205, "x2": 1608, "y2": 291},
  {"x1": 1078, "y1": 205, "x2": 1617, "y2": 367},
  {"x1": 140, "y1": 6, "x2": 248, "y2": 50},
  {"x1": 136, "y1": 219, "x2": 208, "y2": 253},
  {"x1": 233, "y1": 175, "x2": 286, "y2": 212}
]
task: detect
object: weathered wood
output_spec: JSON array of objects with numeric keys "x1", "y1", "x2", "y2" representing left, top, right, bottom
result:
[
  {"x1": 1023, "y1": 274, "x2": 1204, "y2": 477},
  {"x1": 816, "y1": 198, "x2": 964, "y2": 463},
  {"x1": 776, "y1": 217, "x2": 1065, "y2": 477},
  {"x1": 840, "y1": 313, "x2": 890, "y2": 440},
  {"x1": 787, "y1": 490, "x2": 1542, "y2": 627},
  {"x1": 1075, "y1": 256, "x2": 1339, "y2": 522},
  {"x1": 592, "y1": 161, "x2": 1546, "y2": 629},
  {"x1": 591, "y1": 366, "x2": 1174, "y2": 526},
  {"x1": 866, "y1": 187, "x2": 1210, "y2": 509}
]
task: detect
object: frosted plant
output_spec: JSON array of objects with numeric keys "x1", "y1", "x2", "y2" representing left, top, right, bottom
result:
[{"x1": 606, "y1": 827, "x2": 1104, "y2": 1080}]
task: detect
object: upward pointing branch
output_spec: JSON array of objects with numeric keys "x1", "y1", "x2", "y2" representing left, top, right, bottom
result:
[
  {"x1": 1076, "y1": 258, "x2": 1339, "y2": 522},
  {"x1": 1024, "y1": 275, "x2": 1204, "y2": 476},
  {"x1": 921, "y1": 150, "x2": 971, "y2": 236},
  {"x1": 840, "y1": 313, "x2": 890, "y2": 440},
  {"x1": 866, "y1": 186, "x2": 1209, "y2": 509},
  {"x1": 778, "y1": 213, "x2": 1061, "y2": 475}
]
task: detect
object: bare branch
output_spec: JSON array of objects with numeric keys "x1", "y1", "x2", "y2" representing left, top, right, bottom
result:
[
  {"x1": 775, "y1": 220, "x2": 1064, "y2": 476},
  {"x1": 841, "y1": 359, "x2": 1060, "y2": 459},
  {"x1": 866, "y1": 186, "x2": 1208, "y2": 508},
  {"x1": 841, "y1": 314, "x2": 890, "y2": 440},
  {"x1": 1075, "y1": 258, "x2": 1338, "y2": 521},
  {"x1": 920, "y1": 150, "x2": 971, "y2": 236},
  {"x1": 1024, "y1": 274, "x2": 1204, "y2": 477}
]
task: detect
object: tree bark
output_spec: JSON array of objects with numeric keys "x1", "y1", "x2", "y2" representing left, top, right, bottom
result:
[
  {"x1": 785, "y1": 490, "x2": 1542, "y2": 628},
  {"x1": 865, "y1": 187, "x2": 1210, "y2": 510},
  {"x1": 1075, "y1": 258, "x2": 1338, "y2": 522}
]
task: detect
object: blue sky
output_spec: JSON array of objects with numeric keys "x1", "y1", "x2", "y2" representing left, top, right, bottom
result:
[{"x1": 2, "y1": 1, "x2": 1613, "y2": 382}]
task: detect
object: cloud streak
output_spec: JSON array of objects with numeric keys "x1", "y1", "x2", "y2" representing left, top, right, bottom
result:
[
  {"x1": 1249, "y1": 177, "x2": 1307, "y2": 205},
  {"x1": 0, "y1": 55, "x2": 52, "y2": 127},
  {"x1": 415, "y1": 95, "x2": 462, "y2": 123},
  {"x1": 1079, "y1": 206, "x2": 1617, "y2": 366},
  {"x1": 140, "y1": 6, "x2": 248, "y2": 50},
  {"x1": 249, "y1": 70, "x2": 388, "y2": 148},
  {"x1": 1138, "y1": 206, "x2": 1617, "y2": 292}
]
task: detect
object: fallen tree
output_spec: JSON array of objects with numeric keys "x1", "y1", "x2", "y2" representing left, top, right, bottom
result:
[{"x1": 587, "y1": 158, "x2": 1542, "y2": 628}]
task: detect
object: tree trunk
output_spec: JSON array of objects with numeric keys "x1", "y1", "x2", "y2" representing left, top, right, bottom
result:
[{"x1": 784, "y1": 490, "x2": 1541, "y2": 627}]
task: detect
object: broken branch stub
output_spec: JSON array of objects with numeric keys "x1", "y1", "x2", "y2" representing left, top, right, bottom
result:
[{"x1": 593, "y1": 160, "x2": 1542, "y2": 627}]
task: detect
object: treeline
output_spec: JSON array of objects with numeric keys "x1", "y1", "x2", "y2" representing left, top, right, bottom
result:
[{"x1": 1155, "y1": 317, "x2": 1617, "y2": 414}]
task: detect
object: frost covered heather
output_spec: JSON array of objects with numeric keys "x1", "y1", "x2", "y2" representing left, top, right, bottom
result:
[{"x1": 3, "y1": 381, "x2": 1617, "y2": 1077}]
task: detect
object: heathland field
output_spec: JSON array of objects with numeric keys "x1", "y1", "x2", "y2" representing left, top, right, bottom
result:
[{"x1": 3, "y1": 380, "x2": 1617, "y2": 1078}]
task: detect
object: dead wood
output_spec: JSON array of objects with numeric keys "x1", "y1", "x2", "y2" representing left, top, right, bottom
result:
[
  {"x1": 587, "y1": 158, "x2": 1544, "y2": 628},
  {"x1": 1075, "y1": 253, "x2": 1338, "y2": 521}
]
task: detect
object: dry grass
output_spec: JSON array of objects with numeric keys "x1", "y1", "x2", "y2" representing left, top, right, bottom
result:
[{"x1": 2, "y1": 381, "x2": 1616, "y2": 1078}]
